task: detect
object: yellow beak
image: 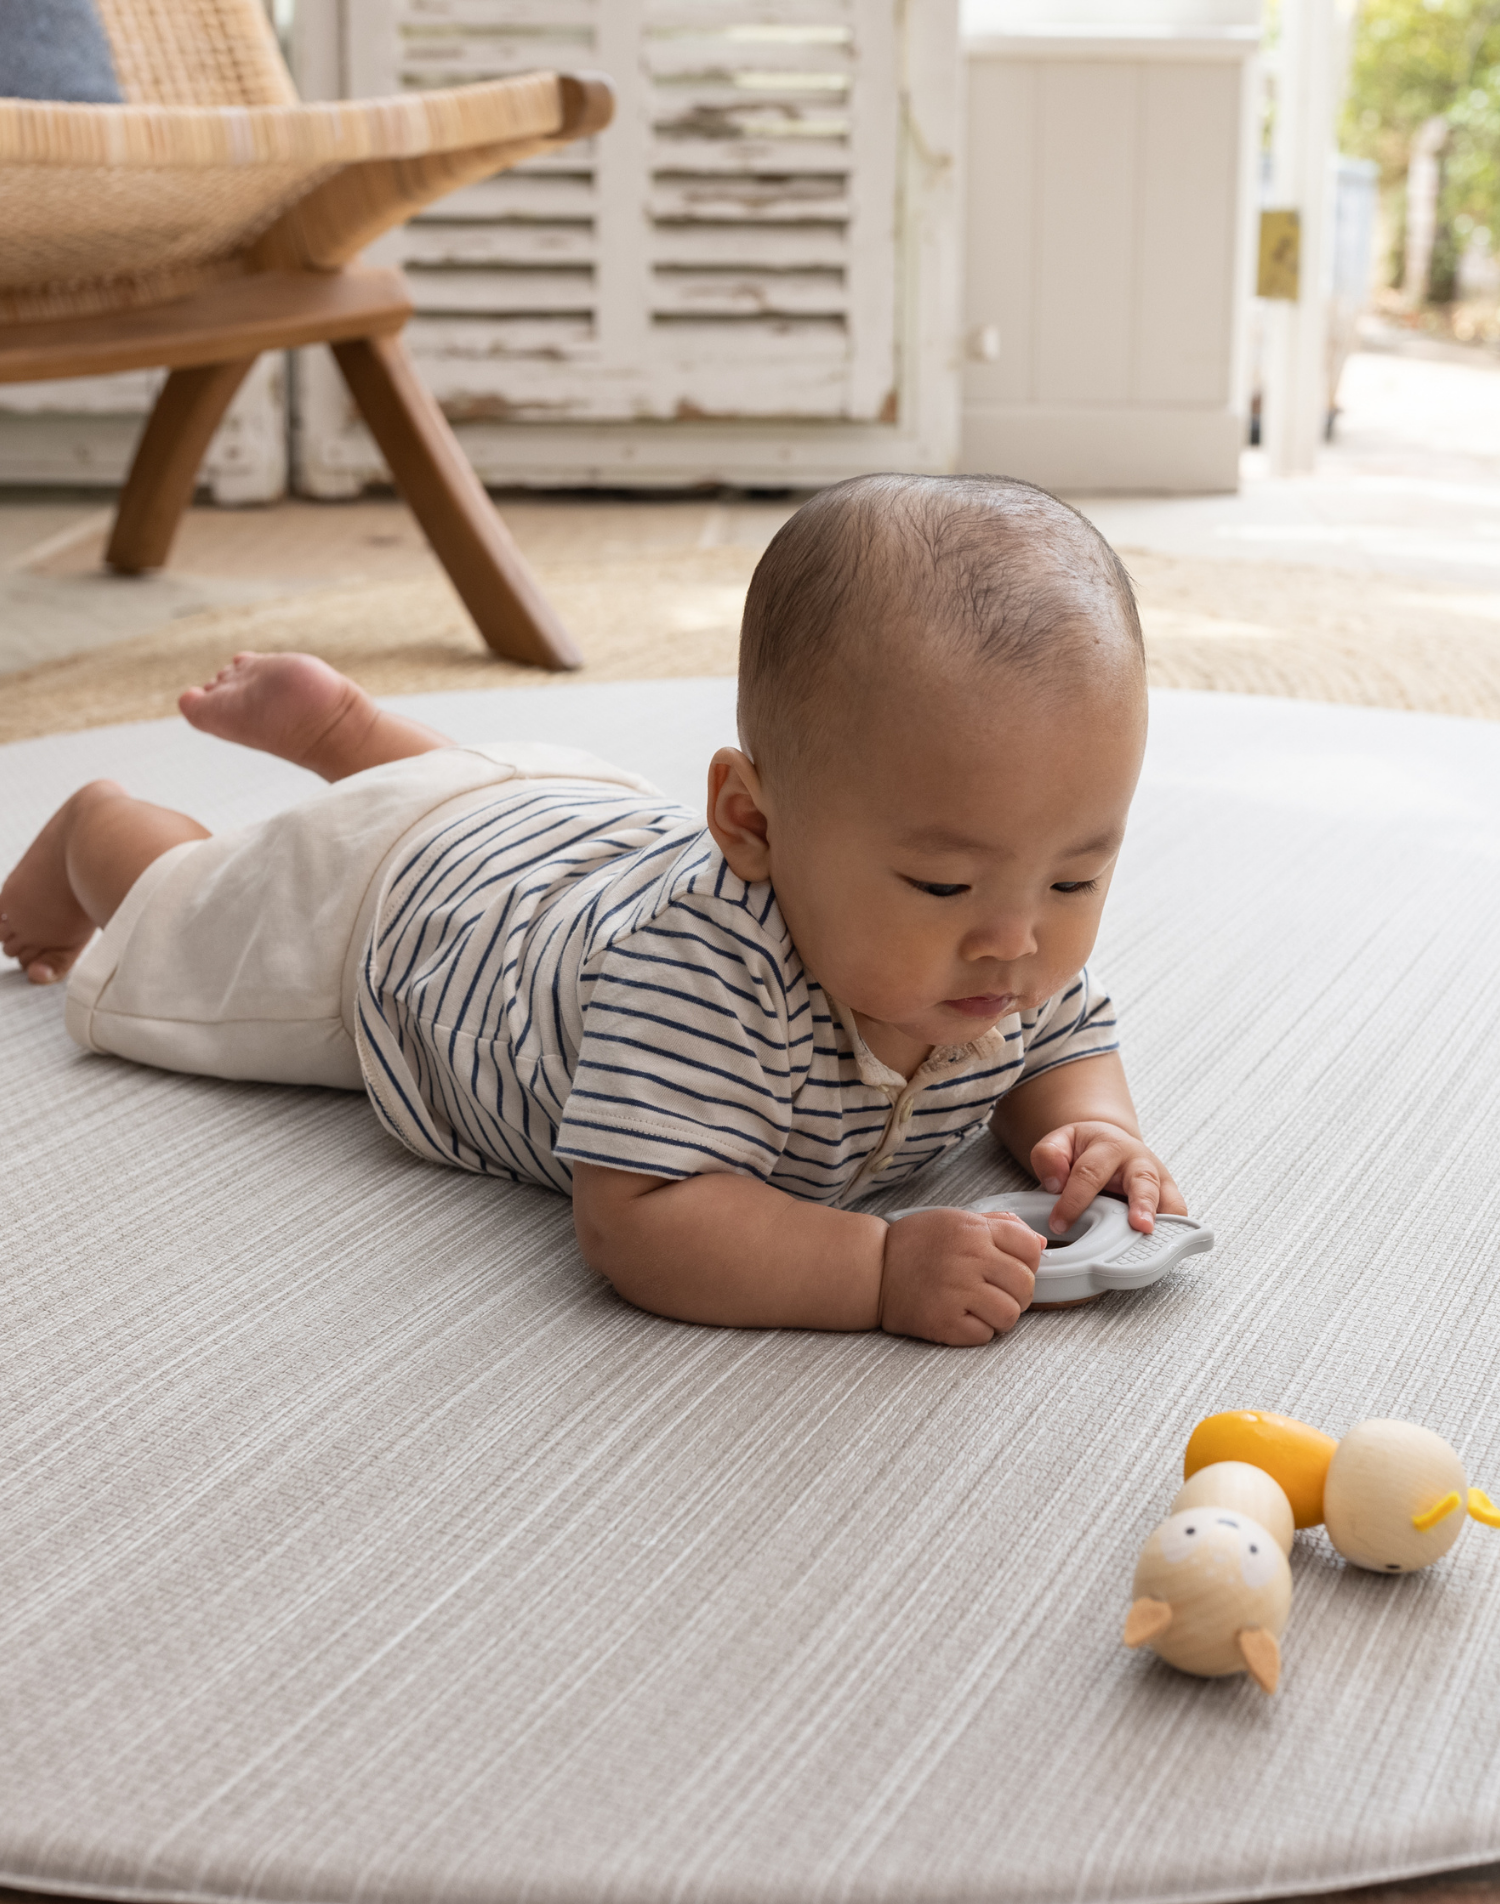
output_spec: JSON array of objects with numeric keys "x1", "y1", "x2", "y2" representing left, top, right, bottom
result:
[{"x1": 1469, "y1": 1488, "x2": 1500, "y2": 1528}]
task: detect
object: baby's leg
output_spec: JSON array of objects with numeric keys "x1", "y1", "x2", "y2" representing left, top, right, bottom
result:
[
  {"x1": 179, "y1": 651, "x2": 453, "y2": 782},
  {"x1": 1, "y1": 781, "x2": 208, "y2": 984}
]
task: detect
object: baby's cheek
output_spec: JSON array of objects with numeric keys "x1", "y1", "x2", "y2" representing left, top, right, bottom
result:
[
  {"x1": 1042, "y1": 882, "x2": 1106, "y2": 954},
  {"x1": 851, "y1": 923, "x2": 947, "y2": 1002}
]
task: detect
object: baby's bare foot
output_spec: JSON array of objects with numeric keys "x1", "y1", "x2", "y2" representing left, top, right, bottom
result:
[
  {"x1": 179, "y1": 652, "x2": 379, "y2": 780},
  {"x1": 0, "y1": 783, "x2": 114, "y2": 984}
]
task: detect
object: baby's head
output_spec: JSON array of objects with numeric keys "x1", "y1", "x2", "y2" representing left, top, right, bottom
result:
[{"x1": 707, "y1": 473, "x2": 1147, "y2": 1064}]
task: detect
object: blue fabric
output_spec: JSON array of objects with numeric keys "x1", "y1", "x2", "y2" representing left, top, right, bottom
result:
[{"x1": 0, "y1": 0, "x2": 123, "y2": 103}]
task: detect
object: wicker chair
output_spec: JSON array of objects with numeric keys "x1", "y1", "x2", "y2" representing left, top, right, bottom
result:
[{"x1": 0, "y1": 0, "x2": 613, "y2": 669}]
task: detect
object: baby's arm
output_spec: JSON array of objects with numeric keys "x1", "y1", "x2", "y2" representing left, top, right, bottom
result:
[
  {"x1": 571, "y1": 1163, "x2": 1042, "y2": 1345},
  {"x1": 991, "y1": 1051, "x2": 1185, "y2": 1236}
]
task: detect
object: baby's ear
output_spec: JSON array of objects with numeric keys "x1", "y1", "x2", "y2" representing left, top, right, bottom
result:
[
  {"x1": 1236, "y1": 1626, "x2": 1281, "y2": 1695},
  {"x1": 706, "y1": 747, "x2": 774, "y2": 883},
  {"x1": 1123, "y1": 1598, "x2": 1173, "y2": 1647}
]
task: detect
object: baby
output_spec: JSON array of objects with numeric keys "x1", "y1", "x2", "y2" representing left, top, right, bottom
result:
[{"x1": 1, "y1": 473, "x2": 1183, "y2": 1345}]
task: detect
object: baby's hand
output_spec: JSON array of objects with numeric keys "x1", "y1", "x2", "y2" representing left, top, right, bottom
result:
[
  {"x1": 879, "y1": 1207, "x2": 1043, "y2": 1346},
  {"x1": 1031, "y1": 1122, "x2": 1186, "y2": 1236}
]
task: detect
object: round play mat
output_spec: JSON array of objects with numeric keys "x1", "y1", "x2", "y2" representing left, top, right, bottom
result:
[{"x1": 2, "y1": 683, "x2": 1498, "y2": 1904}]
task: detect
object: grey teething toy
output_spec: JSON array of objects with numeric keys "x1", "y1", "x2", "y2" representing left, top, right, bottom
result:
[{"x1": 889, "y1": 1190, "x2": 1213, "y2": 1305}]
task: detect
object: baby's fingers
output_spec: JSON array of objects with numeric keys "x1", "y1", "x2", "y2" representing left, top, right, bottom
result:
[
  {"x1": 1121, "y1": 1155, "x2": 1163, "y2": 1233},
  {"x1": 984, "y1": 1209, "x2": 1044, "y2": 1272},
  {"x1": 1030, "y1": 1127, "x2": 1076, "y2": 1197},
  {"x1": 1046, "y1": 1137, "x2": 1125, "y2": 1233}
]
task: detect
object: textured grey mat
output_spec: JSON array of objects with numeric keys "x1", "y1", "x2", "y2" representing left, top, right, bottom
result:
[{"x1": 3, "y1": 683, "x2": 1500, "y2": 1904}]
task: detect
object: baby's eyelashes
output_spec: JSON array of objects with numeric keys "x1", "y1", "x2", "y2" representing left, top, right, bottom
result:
[{"x1": 902, "y1": 878, "x2": 970, "y2": 898}]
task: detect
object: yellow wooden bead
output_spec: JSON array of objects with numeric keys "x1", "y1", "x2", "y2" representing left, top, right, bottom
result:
[{"x1": 1184, "y1": 1409, "x2": 1338, "y2": 1529}]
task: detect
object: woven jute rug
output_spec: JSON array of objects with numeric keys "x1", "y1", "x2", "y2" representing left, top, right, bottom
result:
[{"x1": 3, "y1": 544, "x2": 1500, "y2": 744}]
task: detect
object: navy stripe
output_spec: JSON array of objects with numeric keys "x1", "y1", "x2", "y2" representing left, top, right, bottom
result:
[{"x1": 556, "y1": 1123, "x2": 759, "y2": 1174}]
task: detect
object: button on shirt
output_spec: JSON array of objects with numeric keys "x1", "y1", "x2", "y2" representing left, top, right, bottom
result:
[{"x1": 356, "y1": 779, "x2": 1120, "y2": 1207}]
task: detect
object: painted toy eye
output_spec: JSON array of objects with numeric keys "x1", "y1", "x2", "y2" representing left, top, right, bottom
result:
[
  {"x1": 1237, "y1": 1525, "x2": 1280, "y2": 1588},
  {"x1": 1157, "y1": 1511, "x2": 1204, "y2": 1564}
]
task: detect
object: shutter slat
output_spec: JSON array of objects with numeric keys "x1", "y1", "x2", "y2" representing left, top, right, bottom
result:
[
  {"x1": 404, "y1": 224, "x2": 597, "y2": 265},
  {"x1": 650, "y1": 139, "x2": 850, "y2": 176},
  {"x1": 429, "y1": 177, "x2": 597, "y2": 221},
  {"x1": 652, "y1": 224, "x2": 845, "y2": 266},
  {"x1": 652, "y1": 272, "x2": 846, "y2": 317},
  {"x1": 410, "y1": 314, "x2": 596, "y2": 356},
  {"x1": 406, "y1": 269, "x2": 595, "y2": 314}
]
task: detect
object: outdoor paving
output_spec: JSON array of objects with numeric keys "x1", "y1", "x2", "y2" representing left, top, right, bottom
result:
[{"x1": 1079, "y1": 327, "x2": 1500, "y2": 594}]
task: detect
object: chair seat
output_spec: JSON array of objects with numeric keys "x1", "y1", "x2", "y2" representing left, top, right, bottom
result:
[
  {"x1": 0, "y1": 72, "x2": 600, "y2": 321},
  {"x1": 0, "y1": 267, "x2": 412, "y2": 384}
]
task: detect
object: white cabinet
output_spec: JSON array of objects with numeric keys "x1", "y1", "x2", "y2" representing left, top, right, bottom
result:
[
  {"x1": 962, "y1": 14, "x2": 1259, "y2": 492},
  {"x1": 296, "y1": 0, "x2": 962, "y2": 492}
]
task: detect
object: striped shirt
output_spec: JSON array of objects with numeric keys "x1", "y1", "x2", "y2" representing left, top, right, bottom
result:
[{"x1": 355, "y1": 777, "x2": 1119, "y2": 1207}]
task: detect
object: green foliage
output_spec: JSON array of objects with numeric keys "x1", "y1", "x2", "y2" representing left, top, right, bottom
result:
[{"x1": 1343, "y1": 0, "x2": 1500, "y2": 292}]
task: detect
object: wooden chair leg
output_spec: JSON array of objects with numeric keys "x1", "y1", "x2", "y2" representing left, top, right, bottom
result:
[
  {"x1": 331, "y1": 331, "x2": 581, "y2": 670},
  {"x1": 106, "y1": 358, "x2": 256, "y2": 574}
]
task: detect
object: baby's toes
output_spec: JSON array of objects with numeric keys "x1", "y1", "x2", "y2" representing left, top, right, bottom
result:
[{"x1": 25, "y1": 945, "x2": 80, "y2": 984}]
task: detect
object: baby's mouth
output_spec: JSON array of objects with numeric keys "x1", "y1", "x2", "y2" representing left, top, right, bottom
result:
[{"x1": 943, "y1": 992, "x2": 1016, "y2": 1020}]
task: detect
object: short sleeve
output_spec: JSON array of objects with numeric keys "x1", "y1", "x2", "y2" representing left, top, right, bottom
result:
[
  {"x1": 1015, "y1": 967, "x2": 1118, "y2": 1083},
  {"x1": 552, "y1": 906, "x2": 804, "y2": 1181}
]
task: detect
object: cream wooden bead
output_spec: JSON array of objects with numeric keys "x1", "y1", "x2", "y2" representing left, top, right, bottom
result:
[
  {"x1": 1126, "y1": 1507, "x2": 1291, "y2": 1693},
  {"x1": 1323, "y1": 1419, "x2": 1469, "y2": 1574},
  {"x1": 1172, "y1": 1461, "x2": 1295, "y2": 1557}
]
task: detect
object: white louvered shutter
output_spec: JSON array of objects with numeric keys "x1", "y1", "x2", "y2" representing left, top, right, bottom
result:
[
  {"x1": 298, "y1": 0, "x2": 923, "y2": 490},
  {"x1": 388, "y1": 0, "x2": 892, "y2": 421}
]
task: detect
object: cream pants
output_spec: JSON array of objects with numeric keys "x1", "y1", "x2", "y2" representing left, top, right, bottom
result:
[{"x1": 64, "y1": 741, "x2": 657, "y2": 1090}]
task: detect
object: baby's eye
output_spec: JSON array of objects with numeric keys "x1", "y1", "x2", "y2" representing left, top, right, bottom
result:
[
  {"x1": 1051, "y1": 879, "x2": 1100, "y2": 895},
  {"x1": 906, "y1": 880, "x2": 969, "y2": 898}
]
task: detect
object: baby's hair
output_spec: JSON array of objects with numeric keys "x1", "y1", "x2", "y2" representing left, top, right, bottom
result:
[{"x1": 738, "y1": 472, "x2": 1144, "y2": 781}]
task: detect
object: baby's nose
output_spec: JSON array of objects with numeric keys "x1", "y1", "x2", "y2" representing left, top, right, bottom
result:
[{"x1": 961, "y1": 915, "x2": 1036, "y2": 961}]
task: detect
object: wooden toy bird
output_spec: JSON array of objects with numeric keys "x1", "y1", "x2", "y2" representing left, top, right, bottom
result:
[
  {"x1": 1122, "y1": 1412, "x2": 1499, "y2": 1697},
  {"x1": 1185, "y1": 1410, "x2": 1500, "y2": 1574}
]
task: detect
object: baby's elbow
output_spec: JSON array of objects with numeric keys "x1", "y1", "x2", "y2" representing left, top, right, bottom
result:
[
  {"x1": 571, "y1": 1188, "x2": 656, "y2": 1306},
  {"x1": 575, "y1": 1227, "x2": 668, "y2": 1320},
  {"x1": 570, "y1": 1162, "x2": 675, "y2": 1295},
  {"x1": 572, "y1": 1200, "x2": 626, "y2": 1285}
]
